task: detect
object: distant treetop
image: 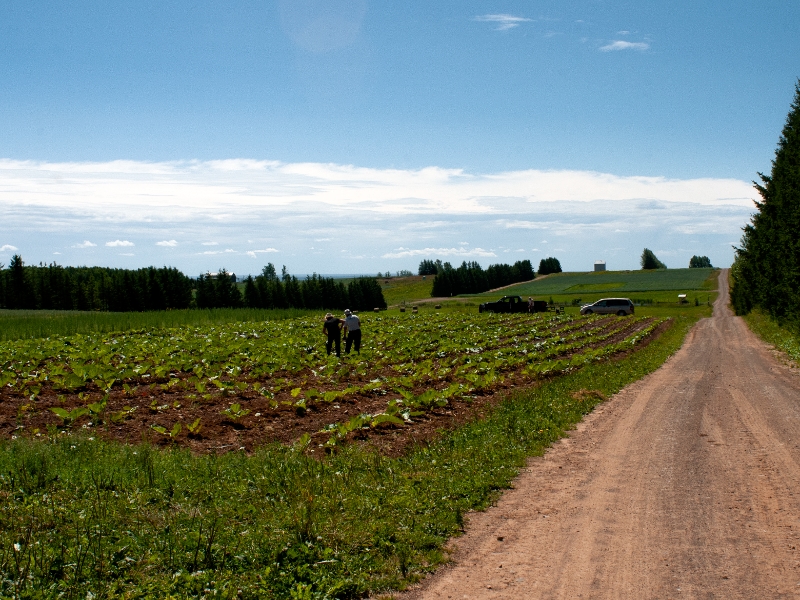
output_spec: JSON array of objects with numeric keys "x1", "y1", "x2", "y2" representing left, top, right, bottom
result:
[
  {"x1": 641, "y1": 248, "x2": 667, "y2": 270},
  {"x1": 689, "y1": 255, "x2": 713, "y2": 268},
  {"x1": 538, "y1": 257, "x2": 562, "y2": 275}
]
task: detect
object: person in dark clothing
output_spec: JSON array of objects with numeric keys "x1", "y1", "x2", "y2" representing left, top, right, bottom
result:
[
  {"x1": 322, "y1": 312, "x2": 343, "y2": 356},
  {"x1": 343, "y1": 309, "x2": 361, "y2": 354}
]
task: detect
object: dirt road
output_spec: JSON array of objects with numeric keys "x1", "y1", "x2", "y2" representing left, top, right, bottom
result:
[{"x1": 405, "y1": 270, "x2": 800, "y2": 599}]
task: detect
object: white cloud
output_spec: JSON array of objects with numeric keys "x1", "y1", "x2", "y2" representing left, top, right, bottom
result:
[
  {"x1": 0, "y1": 158, "x2": 754, "y2": 271},
  {"x1": 245, "y1": 248, "x2": 279, "y2": 259},
  {"x1": 73, "y1": 240, "x2": 97, "y2": 248},
  {"x1": 382, "y1": 247, "x2": 497, "y2": 259},
  {"x1": 600, "y1": 40, "x2": 649, "y2": 52},
  {"x1": 474, "y1": 14, "x2": 532, "y2": 31},
  {"x1": 119, "y1": 253, "x2": 135, "y2": 256},
  {"x1": 156, "y1": 240, "x2": 178, "y2": 247},
  {"x1": 106, "y1": 240, "x2": 134, "y2": 247},
  {"x1": 0, "y1": 244, "x2": 18, "y2": 252}
]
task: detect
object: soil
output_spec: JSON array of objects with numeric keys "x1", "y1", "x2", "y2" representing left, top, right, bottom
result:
[
  {"x1": 399, "y1": 269, "x2": 800, "y2": 599},
  {"x1": 1, "y1": 315, "x2": 660, "y2": 459}
]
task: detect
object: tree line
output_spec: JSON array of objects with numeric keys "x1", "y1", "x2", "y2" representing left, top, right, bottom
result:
[
  {"x1": 0, "y1": 257, "x2": 386, "y2": 312},
  {"x1": 429, "y1": 260, "x2": 535, "y2": 297},
  {"x1": 731, "y1": 81, "x2": 800, "y2": 326},
  {"x1": 199, "y1": 265, "x2": 386, "y2": 311},
  {"x1": 0, "y1": 256, "x2": 193, "y2": 311}
]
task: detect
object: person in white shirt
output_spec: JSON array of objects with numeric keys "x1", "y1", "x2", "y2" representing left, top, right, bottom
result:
[{"x1": 343, "y1": 309, "x2": 361, "y2": 354}]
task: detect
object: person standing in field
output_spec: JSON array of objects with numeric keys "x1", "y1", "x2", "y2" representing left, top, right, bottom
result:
[
  {"x1": 323, "y1": 312, "x2": 343, "y2": 357},
  {"x1": 343, "y1": 309, "x2": 361, "y2": 354},
  {"x1": 528, "y1": 297, "x2": 534, "y2": 313}
]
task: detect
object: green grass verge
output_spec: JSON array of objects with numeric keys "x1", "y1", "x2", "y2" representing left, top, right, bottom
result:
[
  {"x1": 743, "y1": 309, "x2": 800, "y2": 366},
  {"x1": 0, "y1": 313, "x2": 700, "y2": 599},
  {"x1": 0, "y1": 308, "x2": 315, "y2": 342}
]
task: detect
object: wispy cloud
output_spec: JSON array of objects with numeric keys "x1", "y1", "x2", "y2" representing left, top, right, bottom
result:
[
  {"x1": 600, "y1": 40, "x2": 649, "y2": 52},
  {"x1": 0, "y1": 244, "x2": 18, "y2": 252},
  {"x1": 382, "y1": 247, "x2": 497, "y2": 259},
  {"x1": 72, "y1": 240, "x2": 97, "y2": 248},
  {"x1": 202, "y1": 241, "x2": 219, "y2": 246},
  {"x1": 202, "y1": 249, "x2": 236, "y2": 255},
  {"x1": 106, "y1": 240, "x2": 134, "y2": 247},
  {"x1": 156, "y1": 240, "x2": 178, "y2": 247},
  {"x1": 474, "y1": 14, "x2": 532, "y2": 31},
  {"x1": 245, "y1": 248, "x2": 279, "y2": 259}
]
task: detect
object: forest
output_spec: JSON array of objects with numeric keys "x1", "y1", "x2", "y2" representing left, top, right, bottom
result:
[
  {"x1": 430, "y1": 259, "x2": 534, "y2": 297},
  {"x1": 0, "y1": 257, "x2": 386, "y2": 312}
]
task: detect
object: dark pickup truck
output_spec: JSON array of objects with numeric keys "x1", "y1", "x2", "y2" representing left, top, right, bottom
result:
[{"x1": 478, "y1": 295, "x2": 548, "y2": 313}]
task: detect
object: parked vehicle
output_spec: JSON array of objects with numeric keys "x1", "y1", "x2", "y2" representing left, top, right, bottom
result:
[
  {"x1": 479, "y1": 295, "x2": 548, "y2": 313},
  {"x1": 580, "y1": 298, "x2": 635, "y2": 316}
]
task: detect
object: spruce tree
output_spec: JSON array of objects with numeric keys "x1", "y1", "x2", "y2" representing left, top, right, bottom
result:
[{"x1": 731, "y1": 80, "x2": 800, "y2": 322}]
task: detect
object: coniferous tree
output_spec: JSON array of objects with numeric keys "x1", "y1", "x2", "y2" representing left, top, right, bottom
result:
[
  {"x1": 418, "y1": 259, "x2": 439, "y2": 276},
  {"x1": 731, "y1": 80, "x2": 800, "y2": 322},
  {"x1": 640, "y1": 249, "x2": 666, "y2": 270}
]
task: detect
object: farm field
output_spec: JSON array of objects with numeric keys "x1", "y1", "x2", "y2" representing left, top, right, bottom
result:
[
  {"x1": 1, "y1": 310, "x2": 664, "y2": 456},
  {"x1": 378, "y1": 275, "x2": 434, "y2": 307},
  {"x1": 0, "y1": 307, "x2": 314, "y2": 342},
  {"x1": 497, "y1": 267, "x2": 717, "y2": 296},
  {"x1": 0, "y1": 268, "x2": 718, "y2": 597},
  {"x1": 0, "y1": 307, "x2": 699, "y2": 599}
]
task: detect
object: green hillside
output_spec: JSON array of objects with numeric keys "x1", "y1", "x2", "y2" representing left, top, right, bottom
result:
[{"x1": 494, "y1": 268, "x2": 718, "y2": 296}]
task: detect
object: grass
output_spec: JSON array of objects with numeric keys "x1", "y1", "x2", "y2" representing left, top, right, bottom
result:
[
  {"x1": 378, "y1": 276, "x2": 433, "y2": 307},
  {"x1": 0, "y1": 310, "x2": 702, "y2": 599},
  {"x1": 0, "y1": 308, "x2": 315, "y2": 342},
  {"x1": 743, "y1": 309, "x2": 800, "y2": 366},
  {"x1": 496, "y1": 268, "x2": 718, "y2": 296}
]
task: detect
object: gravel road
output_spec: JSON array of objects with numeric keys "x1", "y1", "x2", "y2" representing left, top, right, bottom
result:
[{"x1": 404, "y1": 269, "x2": 800, "y2": 599}]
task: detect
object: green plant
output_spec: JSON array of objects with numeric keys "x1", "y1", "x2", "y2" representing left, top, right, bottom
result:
[
  {"x1": 151, "y1": 422, "x2": 181, "y2": 439},
  {"x1": 221, "y1": 403, "x2": 250, "y2": 421},
  {"x1": 110, "y1": 406, "x2": 137, "y2": 423},
  {"x1": 49, "y1": 406, "x2": 89, "y2": 426},
  {"x1": 187, "y1": 418, "x2": 203, "y2": 436}
]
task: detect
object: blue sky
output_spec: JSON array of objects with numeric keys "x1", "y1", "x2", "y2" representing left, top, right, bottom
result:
[{"x1": 1, "y1": 1, "x2": 798, "y2": 275}]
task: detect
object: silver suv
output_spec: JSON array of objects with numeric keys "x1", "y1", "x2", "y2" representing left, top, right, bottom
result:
[{"x1": 580, "y1": 298, "x2": 634, "y2": 316}]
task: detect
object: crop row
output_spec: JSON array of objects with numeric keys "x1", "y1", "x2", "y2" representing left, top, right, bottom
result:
[{"x1": 0, "y1": 313, "x2": 663, "y2": 442}]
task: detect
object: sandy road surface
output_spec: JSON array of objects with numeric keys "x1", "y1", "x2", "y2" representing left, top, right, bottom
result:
[{"x1": 404, "y1": 270, "x2": 800, "y2": 599}]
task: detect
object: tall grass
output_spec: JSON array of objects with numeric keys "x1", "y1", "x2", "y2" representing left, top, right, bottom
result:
[
  {"x1": 0, "y1": 312, "x2": 699, "y2": 599},
  {"x1": 0, "y1": 308, "x2": 315, "y2": 342}
]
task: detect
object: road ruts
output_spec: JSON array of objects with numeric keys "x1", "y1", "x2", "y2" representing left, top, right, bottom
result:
[{"x1": 402, "y1": 270, "x2": 800, "y2": 599}]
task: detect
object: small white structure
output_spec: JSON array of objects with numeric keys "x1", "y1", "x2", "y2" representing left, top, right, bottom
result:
[{"x1": 594, "y1": 261, "x2": 606, "y2": 272}]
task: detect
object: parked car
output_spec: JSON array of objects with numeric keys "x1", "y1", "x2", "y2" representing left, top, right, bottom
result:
[
  {"x1": 580, "y1": 298, "x2": 634, "y2": 316},
  {"x1": 479, "y1": 295, "x2": 548, "y2": 313}
]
